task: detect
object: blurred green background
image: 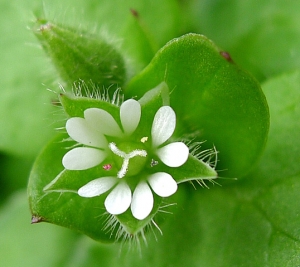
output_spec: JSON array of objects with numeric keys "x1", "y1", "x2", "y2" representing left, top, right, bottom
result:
[{"x1": 1, "y1": 0, "x2": 300, "y2": 266}]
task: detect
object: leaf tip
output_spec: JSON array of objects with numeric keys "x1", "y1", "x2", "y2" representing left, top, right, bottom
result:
[
  {"x1": 130, "y1": 8, "x2": 139, "y2": 18},
  {"x1": 33, "y1": 18, "x2": 52, "y2": 33},
  {"x1": 220, "y1": 51, "x2": 234, "y2": 63},
  {"x1": 31, "y1": 215, "x2": 44, "y2": 224}
]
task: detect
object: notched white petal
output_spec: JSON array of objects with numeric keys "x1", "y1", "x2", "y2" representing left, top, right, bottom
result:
[
  {"x1": 148, "y1": 172, "x2": 178, "y2": 197},
  {"x1": 66, "y1": 117, "x2": 107, "y2": 147},
  {"x1": 120, "y1": 99, "x2": 141, "y2": 135},
  {"x1": 78, "y1": 177, "x2": 117, "y2": 197},
  {"x1": 105, "y1": 181, "x2": 131, "y2": 215},
  {"x1": 131, "y1": 181, "x2": 154, "y2": 220},
  {"x1": 62, "y1": 147, "x2": 106, "y2": 170},
  {"x1": 156, "y1": 142, "x2": 189, "y2": 167},
  {"x1": 84, "y1": 108, "x2": 123, "y2": 137},
  {"x1": 151, "y1": 106, "x2": 176, "y2": 147}
]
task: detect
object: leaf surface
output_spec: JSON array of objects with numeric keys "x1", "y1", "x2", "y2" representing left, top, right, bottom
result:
[{"x1": 126, "y1": 33, "x2": 269, "y2": 177}]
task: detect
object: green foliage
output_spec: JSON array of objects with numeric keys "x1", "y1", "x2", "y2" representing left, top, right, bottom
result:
[
  {"x1": 27, "y1": 69, "x2": 300, "y2": 267},
  {"x1": 1, "y1": 0, "x2": 299, "y2": 266},
  {"x1": 0, "y1": 191, "x2": 78, "y2": 267},
  {"x1": 126, "y1": 33, "x2": 269, "y2": 177},
  {"x1": 33, "y1": 20, "x2": 127, "y2": 93},
  {"x1": 0, "y1": 0, "x2": 60, "y2": 157},
  {"x1": 187, "y1": 0, "x2": 300, "y2": 81}
]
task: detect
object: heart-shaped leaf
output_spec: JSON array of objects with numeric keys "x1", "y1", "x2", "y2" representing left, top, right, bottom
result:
[{"x1": 125, "y1": 33, "x2": 269, "y2": 178}]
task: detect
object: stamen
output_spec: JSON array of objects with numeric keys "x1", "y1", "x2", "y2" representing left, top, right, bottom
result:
[
  {"x1": 151, "y1": 159, "x2": 158, "y2": 167},
  {"x1": 141, "y1": 136, "x2": 148, "y2": 143},
  {"x1": 103, "y1": 164, "x2": 112, "y2": 171}
]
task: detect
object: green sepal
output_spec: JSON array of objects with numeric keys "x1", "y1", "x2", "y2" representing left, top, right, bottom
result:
[
  {"x1": 33, "y1": 19, "x2": 127, "y2": 95},
  {"x1": 42, "y1": 156, "x2": 118, "y2": 194},
  {"x1": 59, "y1": 93, "x2": 120, "y2": 119},
  {"x1": 163, "y1": 154, "x2": 218, "y2": 184},
  {"x1": 125, "y1": 33, "x2": 270, "y2": 178},
  {"x1": 115, "y1": 194, "x2": 163, "y2": 235},
  {"x1": 138, "y1": 81, "x2": 170, "y2": 107}
]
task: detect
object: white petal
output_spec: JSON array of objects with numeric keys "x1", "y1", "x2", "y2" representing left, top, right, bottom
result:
[
  {"x1": 84, "y1": 108, "x2": 123, "y2": 137},
  {"x1": 66, "y1": 117, "x2": 107, "y2": 147},
  {"x1": 62, "y1": 147, "x2": 106, "y2": 170},
  {"x1": 131, "y1": 181, "x2": 154, "y2": 220},
  {"x1": 105, "y1": 181, "x2": 131, "y2": 215},
  {"x1": 78, "y1": 177, "x2": 117, "y2": 197},
  {"x1": 148, "y1": 172, "x2": 178, "y2": 197},
  {"x1": 156, "y1": 142, "x2": 189, "y2": 167},
  {"x1": 120, "y1": 99, "x2": 141, "y2": 135},
  {"x1": 151, "y1": 106, "x2": 176, "y2": 147}
]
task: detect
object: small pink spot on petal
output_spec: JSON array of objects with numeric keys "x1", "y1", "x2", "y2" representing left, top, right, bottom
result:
[{"x1": 103, "y1": 164, "x2": 112, "y2": 171}]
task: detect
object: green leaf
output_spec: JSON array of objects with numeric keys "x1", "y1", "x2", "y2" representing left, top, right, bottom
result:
[
  {"x1": 125, "y1": 33, "x2": 269, "y2": 178},
  {"x1": 33, "y1": 19, "x2": 127, "y2": 94},
  {"x1": 251, "y1": 70, "x2": 300, "y2": 243},
  {"x1": 247, "y1": 70, "x2": 300, "y2": 185}
]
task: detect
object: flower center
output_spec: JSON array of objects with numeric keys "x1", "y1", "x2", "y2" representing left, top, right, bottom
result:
[{"x1": 109, "y1": 142, "x2": 147, "y2": 178}]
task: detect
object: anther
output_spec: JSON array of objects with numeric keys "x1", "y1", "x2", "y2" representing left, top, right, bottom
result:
[
  {"x1": 141, "y1": 137, "x2": 148, "y2": 143},
  {"x1": 151, "y1": 159, "x2": 158, "y2": 167}
]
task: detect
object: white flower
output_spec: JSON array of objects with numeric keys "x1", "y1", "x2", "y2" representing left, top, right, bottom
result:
[{"x1": 63, "y1": 99, "x2": 189, "y2": 220}]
